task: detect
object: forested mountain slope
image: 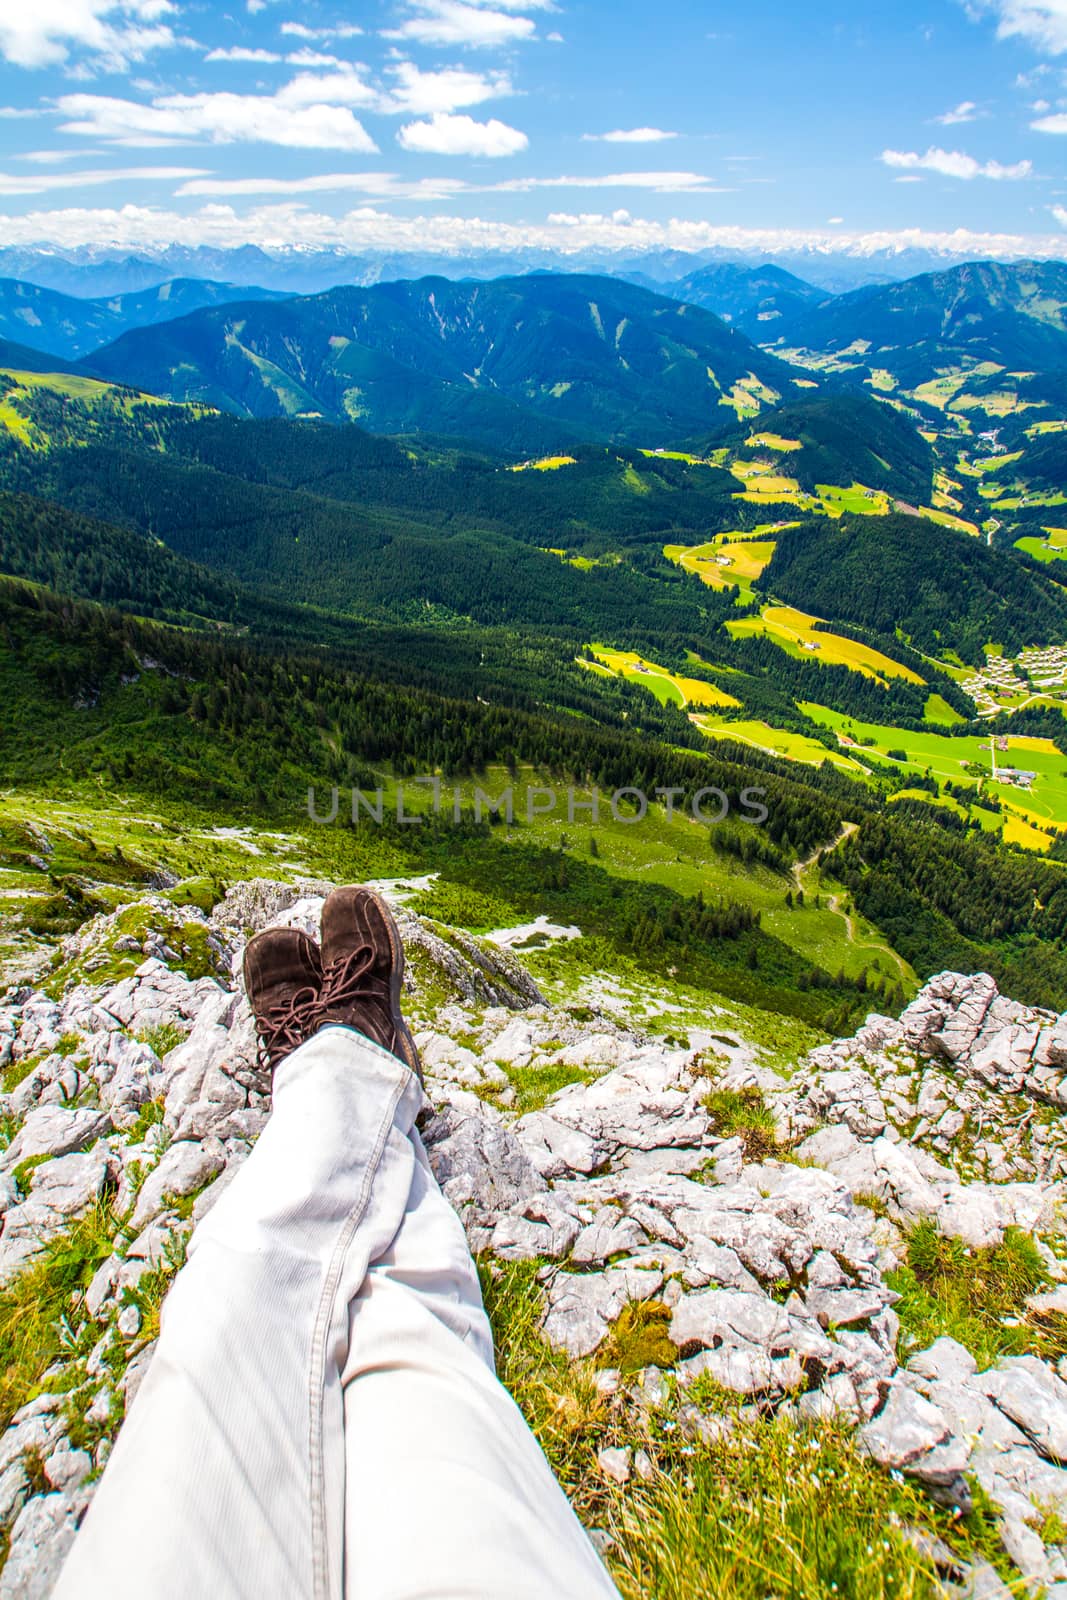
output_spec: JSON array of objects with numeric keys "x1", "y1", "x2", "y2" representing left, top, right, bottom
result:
[
  {"x1": 776, "y1": 259, "x2": 1067, "y2": 380},
  {"x1": 764, "y1": 513, "x2": 1067, "y2": 662},
  {"x1": 83, "y1": 274, "x2": 801, "y2": 452}
]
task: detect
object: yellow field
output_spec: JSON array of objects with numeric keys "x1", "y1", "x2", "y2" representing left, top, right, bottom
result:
[
  {"x1": 585, "y1": 647, "x2": 740, "y2": 709},
  {"x1": 510, "y1": 455, "x2": 577, "y2": 472},
  {"x1": 919, "y1": 506, "x2": 981, "y2": 537},
  {"x1": 816, "y1": 483, "x2": 891, "y2": 517},
  {"x1": 912, "y1": 373, "x2": 968, "y2": 410},
  {"x1": 719, "y1": 375, "x2": 780, "y2": 420},
  {"x1": 951, "y1": 391, "x2": 1044, "y2": 418},
  {"x1": 664, "y1": 537, "x2": 777, "y2": 599},
  {"x1": 730, "y1": 459, "x2": 801, "y2": 491},
  {"x1": 691, "y1": 715, "x2": 869, "y2": 773},
  {"x1": 638, "y1": 448, "x2": 706, "y2": 464},
  {"x1": 727, "y1": 605, "x2": 925, "y2": 684},
  {"x1": 1002, "y1": 806, "x2": 1053, "y2": 852},
  {"x1": 746, "y1": 432, "x2": 802, "y2": 452},
  {"x1": 0, "y1": 400, "x2": 33, "y2": 445}
]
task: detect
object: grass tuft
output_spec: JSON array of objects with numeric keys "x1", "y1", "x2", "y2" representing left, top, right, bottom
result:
[
  {"x1": 600, "y1": 1301, "x2": 676, "y2": 1377},
  {"x1": 702, "y1": 1084, "x2": 781, "y2": 1161},
  {"x1": 607, "y1": 1413, "x2": 1015, "y2": 1600},
  {"x1": 0, "y1": 1204, "x2": 116, "y2": 1431},
  {"x1": 135, "y1": 1023, "x2": 187, "y2": 1060},
  {"x1": 478, "y1": 1257, "x2": 610, "y2": 1513},
  {"x1": 888, "y1": 1220, "x2": 1054, "y2": 1368}
]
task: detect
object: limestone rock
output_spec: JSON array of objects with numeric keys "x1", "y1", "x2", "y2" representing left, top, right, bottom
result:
[
  {"x1": 130, "y1": 1140, "x2": 225, "y2": 1230},
  {"x1": 859, "y1": 1384, "x2": 950, "y2": 1470},
  {"x1": 542, "y1": 1261, "x2": 664, "y2": 1357}
]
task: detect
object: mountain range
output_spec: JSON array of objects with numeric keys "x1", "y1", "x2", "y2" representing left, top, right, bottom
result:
[
  {"x1": 0, "y1": 277, "x2": 287, "y2": 363},
  {"x1": 0, "y1": 242, "x2": 1057, "y2": 300},
  {"x1": 666, "y1": 263, "x2": 826, "y2": 338},
  {"x1": 772, "y1": 258, "x2": 1067, "y2": 382},
  {"x1": 81, "y1": 273, "x2": 798, "y2": 452}
]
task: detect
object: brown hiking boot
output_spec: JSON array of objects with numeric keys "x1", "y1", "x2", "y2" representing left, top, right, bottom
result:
[
  {"x1": 243, "y1": 928, "x2": 323, "y2": 1075},
  {"x1": 314, "y1": 887, "x2": 422, "y2": 1080}
]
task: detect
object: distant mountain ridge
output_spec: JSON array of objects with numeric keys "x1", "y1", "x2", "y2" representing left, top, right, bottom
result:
[
  {"x1": 0, "y1": 277, "x2": 287, "y2": 362},
  {"x1": 4, "y1": 242, "x2": 1066, "y2": 298},
  {"x1": 668, "y1": 262, "x2": 825, "y2": 337},
  {"x1": 773, "y1": 259, "x2": 1067, "y2": 380},
  {"x1": 82, "y1": 273, "x2": 801, "y2": 452}
]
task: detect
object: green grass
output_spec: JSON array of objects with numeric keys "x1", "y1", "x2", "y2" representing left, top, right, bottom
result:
[
  {"x1": 924, "y1": 693, "x2": 965, "y2": 727},
  {"x1": 691, "y1": 714, "x2": 869, "y2": 775},
  {"x1": 888, "y1": 1219, "x2": 1062, "y2": 1369},
  {"x1": 1, "y1": 1050, "x2": 44, "y2": 1094},
  {"x1": 607, "y1": 1415, "x2": 1006, "y2": 1600},
  {"x1": 479, "y1": 1258, "x2": 611, "y2": 1516},
  {"x1": 701, "y1": 1083, "x2": 781, "y2": 1160},
  {"x1": 135, "y1": 1023, "x2": 188, "y2": 1060},
  {"x1": 1014, "y1": 535, "x2": 1067, "y2": 564},
  {"x1": 802, "y1": 703, "x2": 1067, "y2": 837},
  {"x1": 0, "y1": 1203, "x2": 116, "y2": 1431},
  {"x1": 494, "y1": 1059, "x2": 596, "y2": 1114},
  {"x1": 124, "y1": 1097, "x2": 167, "y2": 1144},
  {"x1": 478, "y1": 1258, "x2": 1019, "y2": 1600},
  {"x1": 599, "y1": 1300, "x2": 677, "y2": 1375}
]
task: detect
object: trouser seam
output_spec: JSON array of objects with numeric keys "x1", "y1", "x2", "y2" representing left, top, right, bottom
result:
[{"x1": 308, "y1": 1072, "x2": 407, "y2": 1600}]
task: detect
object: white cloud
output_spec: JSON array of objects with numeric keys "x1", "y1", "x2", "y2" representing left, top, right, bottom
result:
[
  {"x1": 177, "y1": 171, "x2": 467, "y2": 198},
  {"x1": 279, "y1": 21, "x2": 364, "y2": 38},
  {"x1": 271, "y1": 68, "x2": 378, "y2": 109},
  {"x1": 0, "y1": 0, "x2": 179, "y2": 71},
  {"x1": 385, "y1": 1, "x2": 537, "y2": 49},
  {"x1": 1052, "y1": 202, "x2": 1067, "y2": 222},
  {"x1": 881, "y1": 145, "x2": 1032, "y2": 178},
  {"x1": 6, "y1": 205, "x2": 1067, "y2": 268},
  {"x1": 58, "y1": 81, "x2": 380, "y2": 150},
  {"x1": 935, "y1": 100, "x2": 979, "y2": 123},
  {"x1": 1033, "y1": 108, "x2": 1067, "y2": 129},
  {"x1": 0, "y1": 163, "x2": 205, "y2": 194},
  {"x1": 970, "y1": 0, "x2": 1067, "y2": 54},
  {"x1": 584, "y1": 127, "x2": 678, "y2": 143},
  {"x1": 397, "y1": 110, "x2": 527, "y2": 155},
  {"x1": 382, "y1": 61, "x2": 513, "y2": 114},
  {"x1": 285, "y1": 49, "x2": 343, "y2": 66},
  {"x1": 205, "y1": 46, "x2": 282, "y2": 62},
  {"x1": 498, "y1": 170, "x2": 719, "y2": 192},
  {"x1": 19, "y1": 147, "x2": 103, "y2": 160},
  {"x1": 177, "y1": 166, "x2": 723, "y2": 197}
]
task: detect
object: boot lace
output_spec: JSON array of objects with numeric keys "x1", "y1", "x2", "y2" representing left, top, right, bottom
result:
[
  {"x1": 256, "y1": 983, "x2": 321, "y2": 1071},
  {"x1": 317, "y1": 944, "x2": 383, "y2": 1020}
]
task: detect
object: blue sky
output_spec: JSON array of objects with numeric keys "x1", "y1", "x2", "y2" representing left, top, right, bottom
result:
[{"x1": 1, "y1": 0, "x2": 1067, "y2": 261}]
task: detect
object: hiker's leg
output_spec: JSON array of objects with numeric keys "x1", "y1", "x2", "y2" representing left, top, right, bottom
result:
[
  {"x1": 340, "y1": 1129, "x2": 620, "y2": 1600},
  {"x1": 54, "y1": 1026, "x2": 422, "y2": 1600}
]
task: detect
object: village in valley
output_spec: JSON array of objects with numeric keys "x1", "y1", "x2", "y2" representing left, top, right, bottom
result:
[{"x1": 959, "y1": 642, "x2": 1067, "y2": 720}]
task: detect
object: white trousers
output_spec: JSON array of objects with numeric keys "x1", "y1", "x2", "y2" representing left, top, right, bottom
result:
[{"x1": 54, "y1": 1027, "x2": 619, "y2": 1600}]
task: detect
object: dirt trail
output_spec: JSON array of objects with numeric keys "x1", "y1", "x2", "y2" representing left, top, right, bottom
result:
[{"x1": 792, "y1": 821, "x2": 911, "y2": 980}]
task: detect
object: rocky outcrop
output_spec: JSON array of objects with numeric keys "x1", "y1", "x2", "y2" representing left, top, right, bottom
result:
[{"x1": 2, "y1": 905, "x2": 1067, "y2": 1595}]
